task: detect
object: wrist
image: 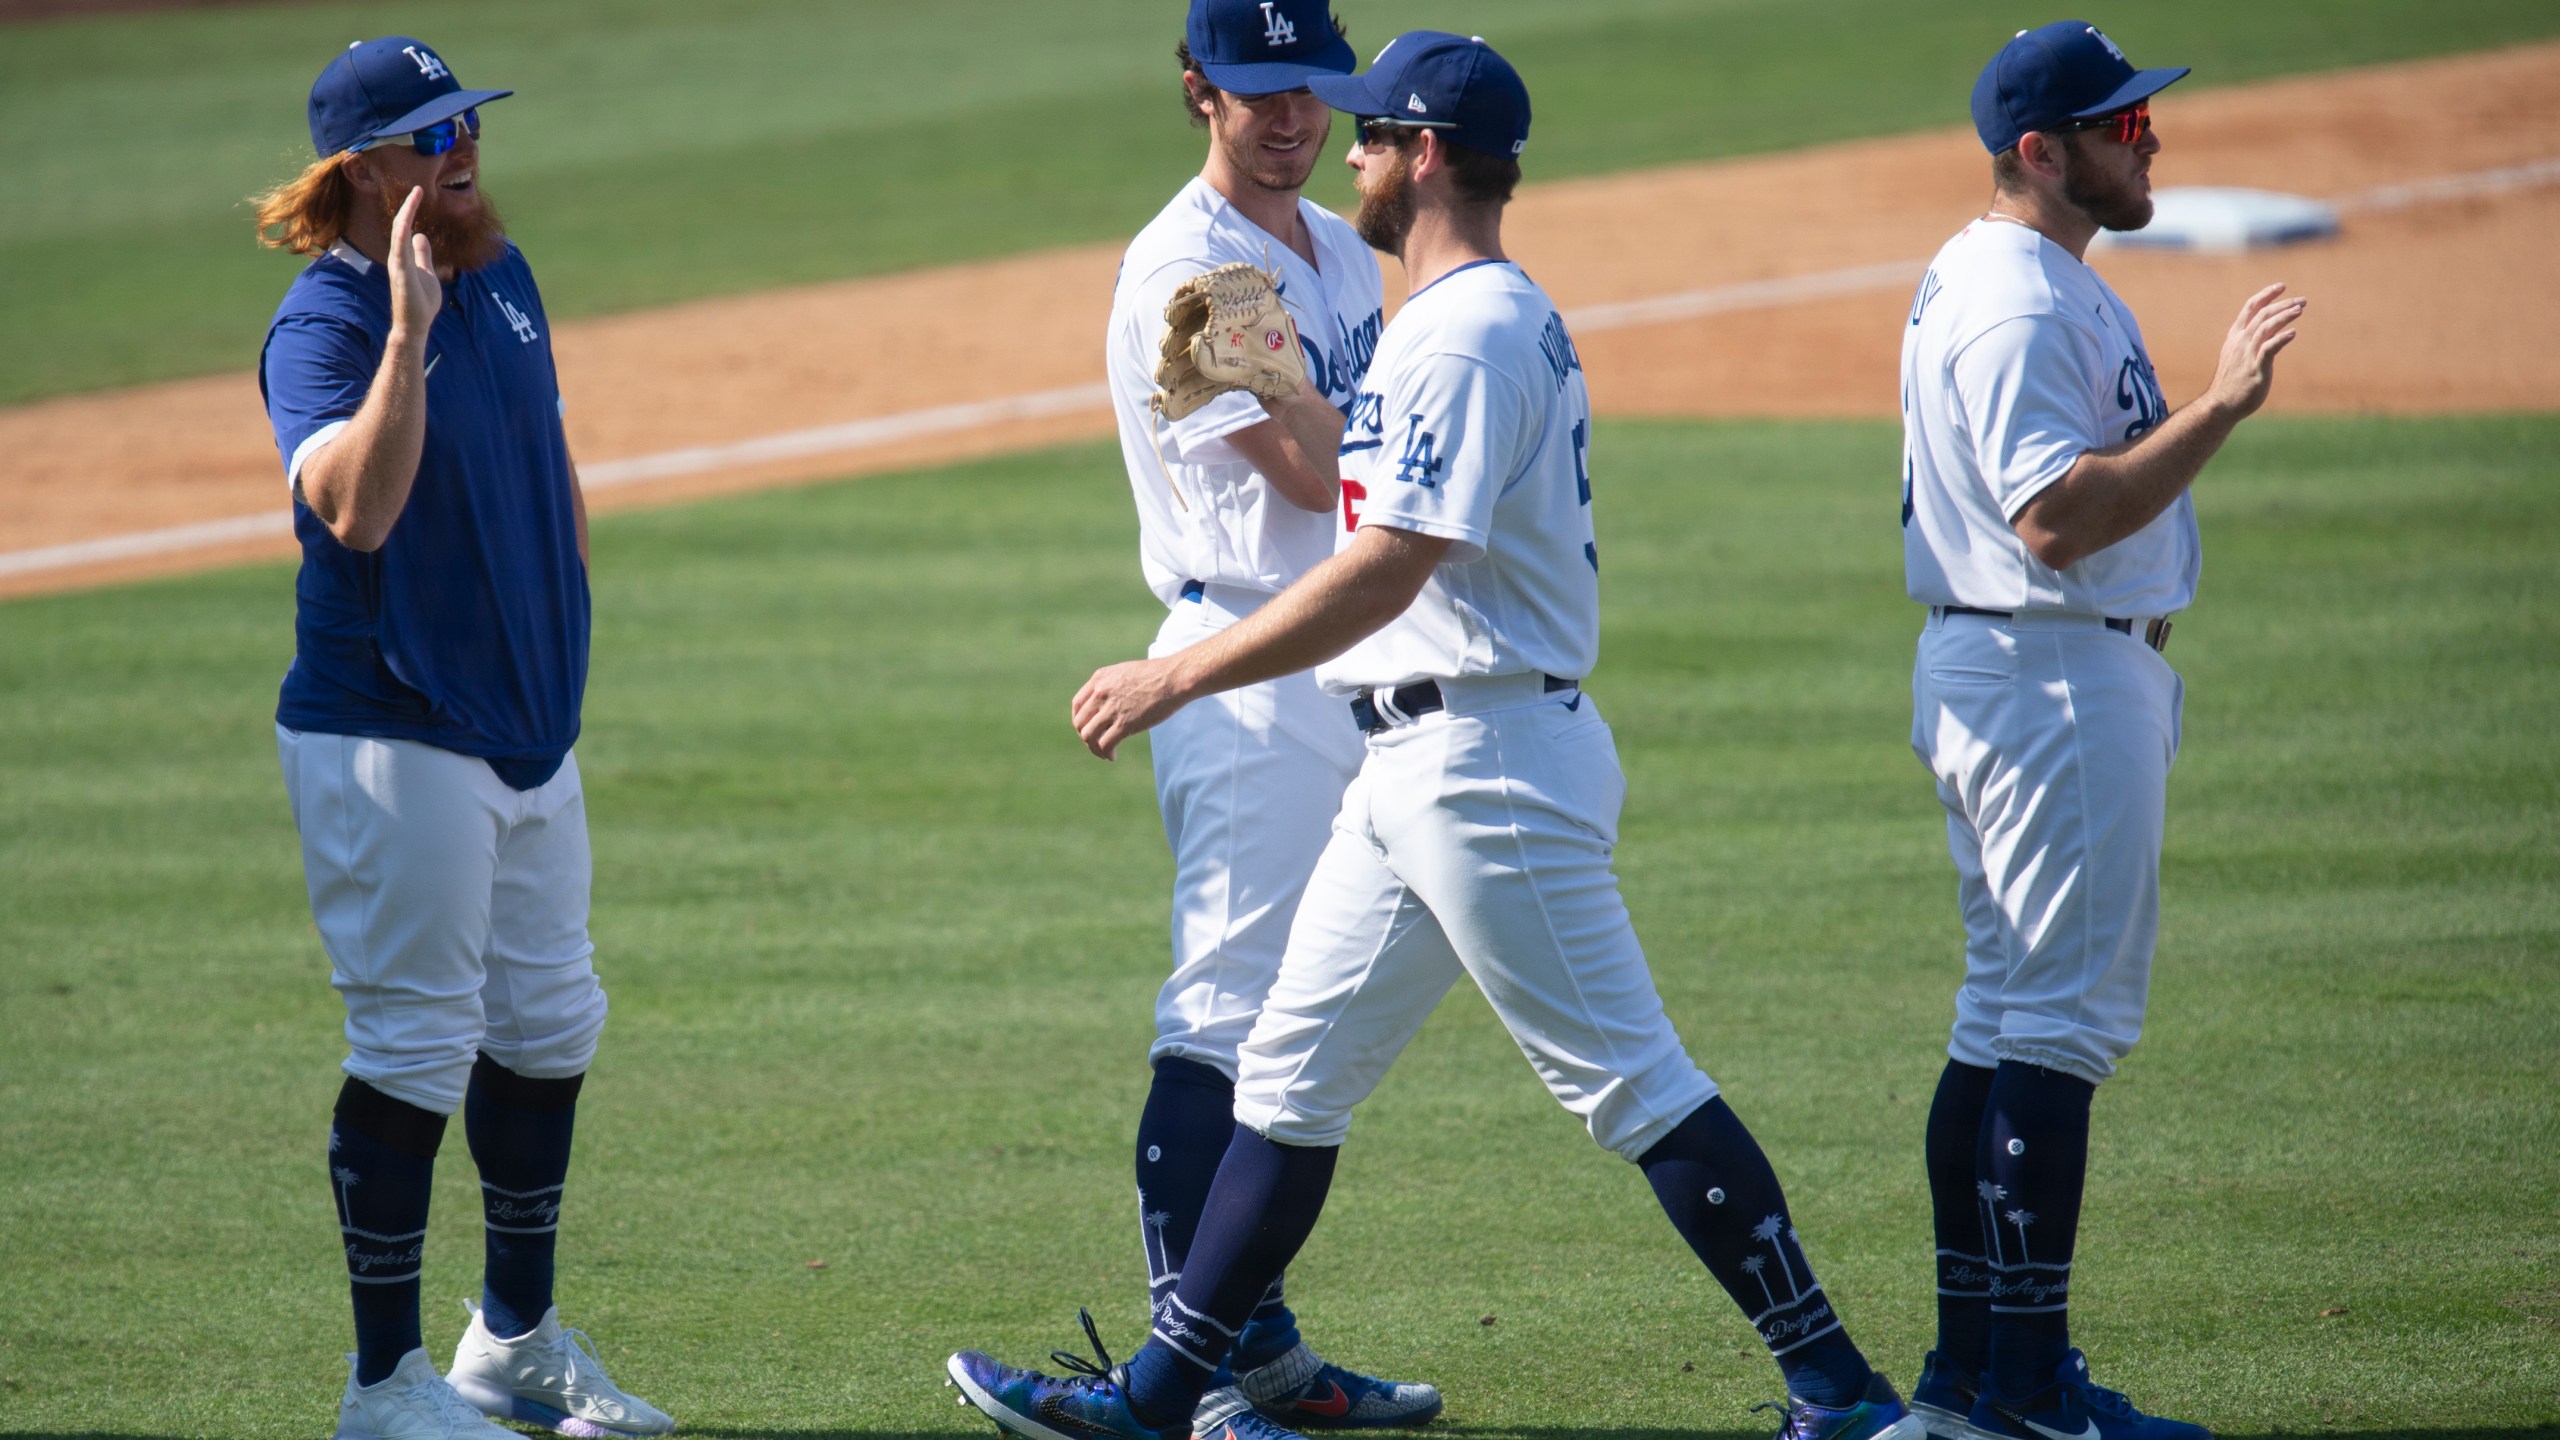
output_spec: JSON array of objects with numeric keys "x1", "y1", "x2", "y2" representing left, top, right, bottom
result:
[
  {"x1": 1161, "y1": 649, "x2": 1212, "y2": 707},
  {"x1": 386, "y1": 325, "x2": 430, "y2": 358}
]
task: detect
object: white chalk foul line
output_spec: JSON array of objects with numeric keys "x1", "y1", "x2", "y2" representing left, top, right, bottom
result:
[
  {"x1": 1562, "y1": 258, "x2": 1928, "y2": 332},
  {"x1": 10, "y1": 153, "x2": 2557, "y2": 583},
  {"x1": 577, "y1": 381, "x2": 1111, "y2": 491},
  {"x1": 0, "y1": 510, "x2": 289, "y2": 580},
  {"x1": 2335, "y1": 155, "x2": 2560, "y2": 214}
]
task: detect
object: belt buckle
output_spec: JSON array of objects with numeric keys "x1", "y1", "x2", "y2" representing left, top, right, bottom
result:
[{"x1": 2144, "y1": 617, "x2": 2172, "y2": 653}]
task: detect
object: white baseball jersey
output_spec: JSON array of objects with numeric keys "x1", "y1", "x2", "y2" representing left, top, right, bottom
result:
[
  {"x1": 1900, "y1": 219, "x2": 2198, "y2": 618},
  {"x1": 1109, "y1": 177, "x2": 1386, "y2": 607},
  {"x1": 1317, "y1": 260, "x2": 1598, "y2": 694}
]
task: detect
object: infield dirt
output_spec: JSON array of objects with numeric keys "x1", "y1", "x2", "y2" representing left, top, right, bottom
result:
[{"x1": 4, "y1": 42, "x2": 2556, "y2": 597}]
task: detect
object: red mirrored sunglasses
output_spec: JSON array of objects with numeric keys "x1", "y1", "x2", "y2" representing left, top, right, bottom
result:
[{"x1": 2050, "y1": 99, "x2": 2150, "y2": 145}]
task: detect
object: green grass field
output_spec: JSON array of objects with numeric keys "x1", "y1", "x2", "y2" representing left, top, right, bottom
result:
[
  {"x1": 8, "y1": 0, "x2": 2560, "y2": 404},
  {"x1": 2, "y1": 414, "x2": 2553, "y2": 1438}
]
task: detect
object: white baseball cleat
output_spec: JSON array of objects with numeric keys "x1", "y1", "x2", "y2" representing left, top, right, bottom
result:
[
  {"x1": 446, "y1": 1300, "x2": 675, "y2": 1437},
  {"x1": 332, "y1": 1348, "x2": 520, "y2": 1440}
]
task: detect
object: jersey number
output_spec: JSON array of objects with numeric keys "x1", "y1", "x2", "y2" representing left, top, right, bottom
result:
[
  {"x1": 1341, "y1": 478, "x2": 1365, "y2": 532},
  {"x1": 1573, "y1": 418, "x2": 1597, "y2": 571}
]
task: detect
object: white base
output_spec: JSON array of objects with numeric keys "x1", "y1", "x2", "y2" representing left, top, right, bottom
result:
[{"x1": 2091, "y1": 186, "x2": 2340, "y2": 253}]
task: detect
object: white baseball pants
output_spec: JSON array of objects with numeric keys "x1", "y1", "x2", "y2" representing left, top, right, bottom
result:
[
  {"x1": 1232, "y1": 680, "x2": 1719, "y2": 1161},
  {"x1": 1910, "y1": 610, "x2": 2184, "y2": 1084},
  {"x1": 278, "y1": 727, "x2": 609, "y2": 1114},
  {"x1": 1147, "y1": 586, "x2": 1367, "y2": 1076}
]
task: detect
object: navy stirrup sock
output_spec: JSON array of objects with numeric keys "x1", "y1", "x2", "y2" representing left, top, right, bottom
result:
[
  {"x1": 1137, "y1": 1056, "x2": 1309, "y2": 1379},
  {"x1": 331, "y1": 1079, "x2": 447, "y2": 1387},
  {"x1": 464, "y1": 1055, "x2": 583, "y2": 1340},
  {"x1": 1980, "y1": 1061, "x2": 2095, "y2": 1397},
  {"x1": 1638, "y1": 1098, "x2": 1873, "y2": 1408},
  {"x1": 1123, "y1": 1124, "x2": 1339, "y2": 1428},
  {"x1": 1926, "y1": 1060, "x2": 1999, "y2": 1374}
]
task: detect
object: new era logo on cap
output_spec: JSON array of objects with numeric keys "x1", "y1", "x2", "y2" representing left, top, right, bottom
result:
[{"x1": 1308, "y1": 29, "x2": 1532, "y2": 159}]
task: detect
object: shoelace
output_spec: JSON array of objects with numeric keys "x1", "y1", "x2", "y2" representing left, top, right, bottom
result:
[
  {"x1": 2080, "y1": 1378, "x2": 2140, "y2": 1420},
  {"x1": 1751, "y1": 1396, "x2": 1823, "y2": 1440},
  {"x1": 553, "y1": 1327, "x2": 635, "y2": 1417},
  {"x1": 423, "y1": 1374, "x2": 494, "y2": 1435},
  {"x1": 1048, "y1": 1306, "x2": 1122, "y2": 1391}
]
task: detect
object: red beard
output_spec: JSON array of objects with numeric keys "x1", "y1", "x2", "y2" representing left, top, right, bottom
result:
[{"x1": 379, "y1": 180, "x2": 510, "y2": 274}]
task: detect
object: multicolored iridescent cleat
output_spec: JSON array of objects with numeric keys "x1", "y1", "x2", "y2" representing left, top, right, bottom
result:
[{"x1": 945, "y1": 1310, "x2": 1311, "y2": 1440}]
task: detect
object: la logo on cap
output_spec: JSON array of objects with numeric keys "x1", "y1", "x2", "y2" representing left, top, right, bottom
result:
[
  {"x1": 2086, "y1": 26, "x2": 2127, "y2": 61},
  {"x1": 1258, "y1": 1, "x2": 1294, "y2": 46},
  {"x1": 402, "y1": 44, "x2": 449, "y2": 80}
]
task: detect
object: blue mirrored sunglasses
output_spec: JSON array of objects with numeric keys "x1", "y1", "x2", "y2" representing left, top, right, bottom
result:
[{"x1": 356, "y1": 107, "x2": 480, "y2": 156}]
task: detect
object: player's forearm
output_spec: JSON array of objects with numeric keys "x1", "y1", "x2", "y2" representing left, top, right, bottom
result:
[
  {"x1": 1167, "y1": 530, "x2": 1444, "y2": 700},
  {"x1": 303, "y1": 328, "x2": 432, "y2": 552},
  {"x1": 2013, "y1": 398, "x2": 2240, "y2": 571}
]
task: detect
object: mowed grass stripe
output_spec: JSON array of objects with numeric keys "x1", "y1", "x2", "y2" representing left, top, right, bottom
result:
[
  {"x1": 0, "y1": 414, "x2": 2553, "y2": 1435},
  {"x1": 9, "y1": 0, "x2": 2560, "y2": 403}
]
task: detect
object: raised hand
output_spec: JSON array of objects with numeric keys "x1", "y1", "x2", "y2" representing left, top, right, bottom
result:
[
  {"x1": 386, "y1": 187, "x2": 443, "y2": 344},
  {"x1": 2203, "y1": 282, "x2": 2307, "y2": 422}
]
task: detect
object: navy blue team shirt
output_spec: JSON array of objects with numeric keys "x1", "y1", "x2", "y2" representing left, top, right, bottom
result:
[{"x1": 260, "y1": 239, "x2": 588, "y2": 791}]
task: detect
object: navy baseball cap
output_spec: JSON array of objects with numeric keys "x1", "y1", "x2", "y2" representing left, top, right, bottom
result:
[
  {"x1": 308, "y1": 36, "x2": 511, "y2": 157},
  {"x1": 1307, "y1": 31, "x2": 1531, "y2": 158},
  {"x1": 1971, "y1": 20, "x2": 2187, "y2": 155},
  {"x1": 1186, "y1": 0, "x2": 1355, "y2": 96}
]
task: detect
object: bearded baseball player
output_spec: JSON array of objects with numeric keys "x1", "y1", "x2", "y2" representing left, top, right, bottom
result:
[
  {"x1": 255, "y1": 37, "x2": 669, "y2": 1440},
  {"x1": 950, "y1": 34, "x2": 1922, "y2": 1440},
  {"x1": 1079, "y1": 1, "x2": 1435, "y2": 1434},
  {"x1": 1897, "y1": 22, "x2": 2306, "y2": 1440}
]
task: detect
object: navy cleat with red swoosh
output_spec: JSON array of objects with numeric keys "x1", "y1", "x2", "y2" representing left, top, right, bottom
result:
[
  {"x1": 1236, "y1": 1343, "x2": 1442, "y2": 1430},
  {"x1": 1961, "y1": 1352, "x2": 2210, "y2": 1440}
]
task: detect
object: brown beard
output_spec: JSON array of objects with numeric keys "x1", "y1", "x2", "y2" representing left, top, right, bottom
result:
[
  {"x1": 1353, "y1": 146, "x2": 1417, "y2": 253},
  {"x1": 377, "y1": 179, "x2": 510, "y2": 274},
  {"x1": 2060, "y1": 136, "x2": 2152, "y2": 232}
]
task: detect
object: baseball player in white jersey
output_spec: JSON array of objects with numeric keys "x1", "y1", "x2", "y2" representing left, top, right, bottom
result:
[
  {"x1": 951, "y1": 34, "x2": 1920, "y2": 1440},
  {"x1": 1091, "y1": 0, "x2": 1434, "y2": 1433},
  {"x1": 1898, "y1": 22, "x2": 2306, "y2": 1440}
]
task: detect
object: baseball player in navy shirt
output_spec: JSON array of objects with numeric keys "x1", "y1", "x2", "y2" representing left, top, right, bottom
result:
[{"x1": 254, "y1": 37, "x2": 669, "y2": 1440}]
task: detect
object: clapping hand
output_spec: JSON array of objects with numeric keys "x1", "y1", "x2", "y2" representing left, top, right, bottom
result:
[
  {"x1": 387, "y1": 187, "x2": 442, "y2": 344},
  {"x1": 2204, "y1": 282, "x2": 2307, "y2": 422}
]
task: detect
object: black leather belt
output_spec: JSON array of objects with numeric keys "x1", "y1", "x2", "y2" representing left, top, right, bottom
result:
[
  {"x1": 1350, "y1": 675, "x2": 1578, "y2": 735},
  {"x1": 1935, "y1": 605, "x2": 2169, "y2": 653},
  {"x1": 1180, "y1": 579, "x2": 1207, "y2": 601}
]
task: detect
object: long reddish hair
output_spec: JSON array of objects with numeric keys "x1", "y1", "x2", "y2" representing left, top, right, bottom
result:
[{"x1": 253, "y1": 154, "x2": 357, "y2": 257}]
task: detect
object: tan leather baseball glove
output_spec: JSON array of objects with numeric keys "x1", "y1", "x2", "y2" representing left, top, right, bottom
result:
[{"x1": 1152, "y1": 262, "x2": 1307, "y2": 421}]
